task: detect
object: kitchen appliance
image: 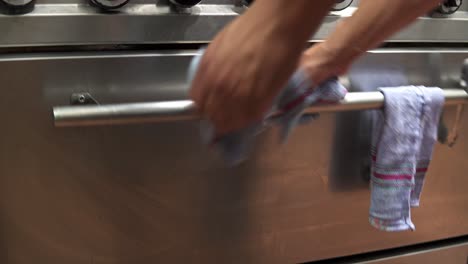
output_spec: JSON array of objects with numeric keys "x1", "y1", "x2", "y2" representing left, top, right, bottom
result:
[{"x1": 0, "y1": 0, "x2": 467, "y2": 263}]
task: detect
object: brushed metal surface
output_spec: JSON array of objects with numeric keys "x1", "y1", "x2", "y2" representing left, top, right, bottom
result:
[
  {"x1": 360, "y1": 241, "x2": 468, "y2": 263},
  {"x1": 52, "y1": 89, "x2": 468, "y2": 127},
  {"x1": 0, "y1": 50, "x2": 467, "y2": 264},
  {"x1": 1, "y1": 2, "x2": 468, "y2": 47}
]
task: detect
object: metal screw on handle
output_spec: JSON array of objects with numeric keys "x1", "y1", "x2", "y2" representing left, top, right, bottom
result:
[{"x1": 70, "y1": 93, "x2": 99, "y2": 106}]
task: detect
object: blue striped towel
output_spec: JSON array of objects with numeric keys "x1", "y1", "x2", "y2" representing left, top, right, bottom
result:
[{"x1": 369, "y1": 86, "x2": 444, "y2": 231}]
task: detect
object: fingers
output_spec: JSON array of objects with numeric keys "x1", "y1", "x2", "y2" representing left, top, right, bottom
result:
[
  {"x1": 203, "y1": 81, "x2": 242, "y2": 135},
  {"x1": 190, "y1": 46, "x2": 252, "y2": 135},
  {"x1": 189, "y1": 20, "x2": 287, "y2": 136}
]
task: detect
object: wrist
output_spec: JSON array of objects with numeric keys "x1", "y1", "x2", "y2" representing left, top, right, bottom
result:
[
  {"x1": 325, "y1": 18, "x2": 367, "y2": 62},
  {"x1": 300, "y1": 43, "x2": 353, "y2": 84}
]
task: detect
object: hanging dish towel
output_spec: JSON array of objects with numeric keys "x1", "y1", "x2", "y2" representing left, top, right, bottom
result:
[{"x1": 369, "y1": 86, "x2": 444, "y2": 231}]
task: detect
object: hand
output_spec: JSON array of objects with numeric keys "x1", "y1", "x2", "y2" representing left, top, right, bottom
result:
[
  {"x1": 299, "y1": 0, "x2": 444, "y2": 84},
  {"x1": 189, "y1": 0, "x2": 335, "y2": 136},
  {"x1": 190, "y1": 16, "x2": 301, "y2": 136}
]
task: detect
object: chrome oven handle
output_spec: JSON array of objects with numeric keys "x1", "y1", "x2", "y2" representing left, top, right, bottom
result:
[{"x1": 53, "y1": 89, "x2": 468, "y2": 127}]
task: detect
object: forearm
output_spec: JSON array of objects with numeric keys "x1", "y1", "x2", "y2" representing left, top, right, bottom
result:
[
  {"x1": 189, "y1": 0, "x2": 337, "y2": 134},
  {"x1": 321, "y1": 0, "x2": 443, "y2": 65}
]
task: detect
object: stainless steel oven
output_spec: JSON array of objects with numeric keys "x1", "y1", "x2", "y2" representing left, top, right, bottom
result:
[{"x1": 0, "y1": 1, "x2": 467, "y2": 263}]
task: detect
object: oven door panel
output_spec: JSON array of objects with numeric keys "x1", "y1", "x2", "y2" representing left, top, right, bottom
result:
[{"x1": 0, "y1": 50, "x2": 467, "y2": 264}]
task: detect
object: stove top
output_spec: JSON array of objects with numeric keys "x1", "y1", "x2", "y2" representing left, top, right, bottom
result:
[{"x1": 0, "y1": 0, "x2": 467, "y2": 48}]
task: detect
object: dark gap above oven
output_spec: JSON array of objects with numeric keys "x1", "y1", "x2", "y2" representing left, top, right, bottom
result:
[{"x1": 1, "y1": 42, "x2": 468, "y2": 56}]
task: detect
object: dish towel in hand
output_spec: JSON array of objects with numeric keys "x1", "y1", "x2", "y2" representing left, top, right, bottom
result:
[
  {"x1": 369, "y1": 86, "x2": 444, "y2": 231},
  {"x1": 188, "y1": 49, "x2": 347, "y2": 166}
]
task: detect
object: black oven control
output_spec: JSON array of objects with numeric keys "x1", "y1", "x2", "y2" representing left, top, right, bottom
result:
[
  {"x1": 436, "y1": 0, "x2": 463, "y2": 14},
  {"x1": 0, "y1": 0, "x2": 35, "y2": 14},
  {"x1": 243, "y1": 0, "x2": 254, "y2": 6},
  {"x1": 169, "y1": 0, "x2": 202, "y2": 8},
  {"x1": 90, "y1": 0, "x2": 130, "y2": 10},
  {"x1": 332, "y1": 0, "x2": 353, "y2": 11}
]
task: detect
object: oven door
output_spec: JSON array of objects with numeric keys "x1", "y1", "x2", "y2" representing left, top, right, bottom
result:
[{"x1": 0, "y1": 49, "x2": 467, "y2": 264}]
